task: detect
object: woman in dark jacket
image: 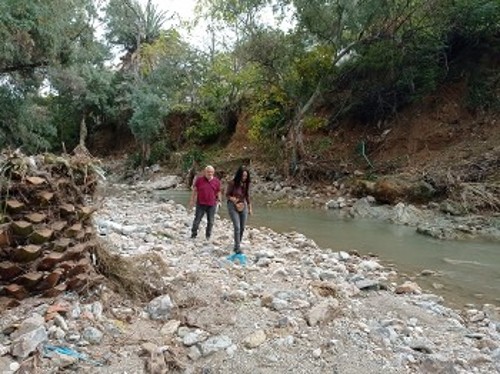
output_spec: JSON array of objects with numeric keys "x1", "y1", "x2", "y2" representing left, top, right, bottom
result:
[{"x1": 226, "y1": 166, "x2": 253, "y2": 254}]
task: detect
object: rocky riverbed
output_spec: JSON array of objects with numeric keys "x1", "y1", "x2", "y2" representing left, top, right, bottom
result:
[{"x1": 1, "y1": 180, "x2": 499, "y2": 373}]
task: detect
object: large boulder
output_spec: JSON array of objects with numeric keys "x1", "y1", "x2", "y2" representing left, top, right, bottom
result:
[
  {"x1": 373, "y1": 178, "x2": 408, "y2": 204},
  {"x1": 355, "y1": 177, "x2": 437, "y2": 205}
]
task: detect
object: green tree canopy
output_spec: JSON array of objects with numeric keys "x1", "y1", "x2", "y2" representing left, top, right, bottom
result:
[{"x1": 0, "y1": 0, "x2": 97, "y2": 75}]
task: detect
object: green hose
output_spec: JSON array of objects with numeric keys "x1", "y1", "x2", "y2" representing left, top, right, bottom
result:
[{"x1": 358, "y1": 141, "x2": 374, "y2": 168}]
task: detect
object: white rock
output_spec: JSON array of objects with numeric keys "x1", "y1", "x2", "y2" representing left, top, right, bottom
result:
[
  {"x1": 11, "y1": 314, "x2": 45, "y2": 339},
  {"x1": 199, "y1": 335, "x2": 232, "y2": 356},
  {"x1": 283, "y1": 248, "x2": 300, "y2": 257},
  {"x1": 161, "y1": 320, "x2": 181, "y2": 336},
  {"x1": 0, "y1": 344, "x2": 9, "y2": 356},
  {"x1": 283, "y1": 335, "x2": 295, "y2": 346},
  {"x1": 338, "y1": 251, "x2": 350, "y2": 261},
  {"x1": 227, "y1": 290, "x2": 247, "y2": 302},
  {"x1": 256, "y1": 250, "x2": 275, "y2": 258},
  {"x1": 9, "y1": 362, "x2": 20, "y2": 372},
  {"x1": 272, "y1": 267, "x2": 288, "y2": 277},
  {"x1": 183, "y1": 330, "x2": 208, "y2": 346},
  {"x1": 177, "y1": 327, "x2": 190, "y2": 338},
  {"x1": 82, "y1": 327, "x2": 103, "y2": 345},
  {"x1": 48, "y1": 326, "x2": 66, "y2": 340},
  {"x1": 92, "y1": 302, "x2": 104, "y2": 320},
  {"x1": 312, "y1": 348, "x2": 322, "y2": 358},
  {"x1": 11, "y1": 326, "x2": 48, "y2": 358},
  {"x1": 0, "y1": 357, "x2": 18, "y2": 374},
  {"x1": 256, "y1": 257, "x2": 272, "y2": 267},
  {"x1": 307, "y1": 299, "x2": 340, "y2": 327},
  {"x1": 271, "y1": 299, "x2": 289, "y2": 311},
  {"x1": 359, "y1": 260, "x2": 382, "y2": 271},
  {"x1": 226, "y1": 344, "x2": 238, "y2": 357},
  {"x1": 53, "y1": 314, "x2": 68, "y2": 331},
  {"x1": 243, "y1": 330, "x2": 267, "y2": 349},
  {"x1": 146, "y1": 295, "x2": 175, "y2": 320},
  {"x1": 290, "y1": 299, "x2": 311, "y2": 310},
  {"x1": 187, "y1": 345, "x2": 202, "y2": 361}
]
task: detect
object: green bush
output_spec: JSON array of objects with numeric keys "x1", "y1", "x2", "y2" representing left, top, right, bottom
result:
[
  {"x1": 149, "y1": 138, "x2": 171, "y2": 165},
  {"x1": 339, "y1": 34, "x2": 444, "y2": 124},
  {"x1": 0, "y1": 88, "x2": 57, "y2": 153},
  {"x1": 467, "y1": 68, "x2": 500, "y2": 110},
  {"x1": 306, "y1": 136, "x2": 332, "y2": 157},
  {"x1": 185, "y1": 109, "x2": 224, "y2": 144},
  {"x1": 126, "y1": 152, "x2": 142, "y2": 170},
  {"x1": 181, "y1": 149, "x2": 206, "y2": 172}
]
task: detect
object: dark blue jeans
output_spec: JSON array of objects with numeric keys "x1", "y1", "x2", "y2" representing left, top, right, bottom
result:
[
  {"x1": 227, "y1": 201, "x2": 248, "y2": 253},
  {"x1": 191, "y1": 204, "x2": 217, "y2": 239}
]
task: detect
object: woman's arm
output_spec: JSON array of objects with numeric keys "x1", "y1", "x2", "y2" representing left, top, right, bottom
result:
[
  {"x1": 226, "y1": 181, "x2": 235, "y2": 201},
  {"x1": 246, "y1": 183, "x2": 252, "y2": 214}
]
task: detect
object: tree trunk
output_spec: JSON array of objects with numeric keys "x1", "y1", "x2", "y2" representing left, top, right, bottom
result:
[
  {"x1": 285, "y1": 84, "x2": 321, "y2": 176},
  {"x1": 140, "y1": 141, "x2": 151, "y2": 173},
  {"x1": 79, "y1": 114, "x2": 87, "y2": 147},
  {"x1": 285, "y1": 42, "x2": 358, "y2": 177}
]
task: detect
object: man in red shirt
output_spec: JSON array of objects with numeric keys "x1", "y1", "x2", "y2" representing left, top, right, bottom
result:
[{"x1": 189, "y1": 165, "x2": 222, "y2": 241}]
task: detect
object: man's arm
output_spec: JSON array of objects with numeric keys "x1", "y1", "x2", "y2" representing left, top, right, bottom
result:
[{"x1": 190, "y1": 190, "x2": 197, "y2": 208}]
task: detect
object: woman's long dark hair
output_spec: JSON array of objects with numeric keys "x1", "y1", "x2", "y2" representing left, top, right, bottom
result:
[{"x1": 233, "y1": 166, "x2": 251, "y2": 187}]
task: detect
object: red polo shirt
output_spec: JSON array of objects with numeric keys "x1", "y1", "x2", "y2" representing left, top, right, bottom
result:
[{"x1": 194, "y1": 176, "x2": 221, "y2": 206}]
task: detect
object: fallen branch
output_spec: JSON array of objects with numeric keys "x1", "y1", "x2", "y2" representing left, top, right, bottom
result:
[{"x1": 456, "y1": 182, "x2": 500, "y2": 212}]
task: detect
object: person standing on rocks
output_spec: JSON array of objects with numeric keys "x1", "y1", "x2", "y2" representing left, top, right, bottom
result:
[
  {"x1": 189, "y1": 165, "x2": 222, "y2": 241},
  {"x1": 226, "y1": 166, "x2": 253, "y2": 254}
]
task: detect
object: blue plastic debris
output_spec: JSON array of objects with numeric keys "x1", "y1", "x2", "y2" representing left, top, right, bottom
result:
[{"x1": 43, "y1": 345, "x2": 103, "y2": 366}]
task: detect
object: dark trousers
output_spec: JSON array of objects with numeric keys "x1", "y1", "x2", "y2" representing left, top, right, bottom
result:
[
  {"x1": 191, "y1": 204, "x2": 216, "y2": 239},
  {"x1": 227, "y1": 201, "x2": 248, "y2": 252}
]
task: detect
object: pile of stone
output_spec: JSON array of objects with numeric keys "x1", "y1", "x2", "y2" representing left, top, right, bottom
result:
[{"x1": 0, "y1": 148, "x2": 102, "y2": 302}]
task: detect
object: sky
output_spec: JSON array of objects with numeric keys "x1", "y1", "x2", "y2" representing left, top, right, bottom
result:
[
  {"x1": 141, "y1": 0, "x2": 209, "y2": 47},
  {"x1": 160, "y1": 0, "x2": 198, "y2": 18},
  {"x1": 139, "y1": 0, "x2": 295, "y2": 49},
  {"x1": 99, "y1": 0, "x2": 204, "y2": 67}
]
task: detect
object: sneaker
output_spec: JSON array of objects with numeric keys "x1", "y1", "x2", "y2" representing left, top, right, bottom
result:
[
  {"x1": 227, "y1": 253, "x2": 238, "y2": 262},
  {"x1": 234, "y1": 253, "x2": 247, "y2": 266},
  {"x1": 227, "y1": 253, "x2": 247, "y2": 266}
]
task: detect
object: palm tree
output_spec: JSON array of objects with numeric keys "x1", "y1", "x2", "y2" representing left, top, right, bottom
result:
[{"x1": 105, "y1": 0, "x2": 169, "y2": 72}]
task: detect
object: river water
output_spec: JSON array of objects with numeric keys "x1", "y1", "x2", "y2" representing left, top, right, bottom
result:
[{"x1": 155, "y1": 190, "x2": 500, "y2": 308}]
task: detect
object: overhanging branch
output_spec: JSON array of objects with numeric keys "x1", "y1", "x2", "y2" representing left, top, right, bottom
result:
[{"x1": 0, "y1": 61, "x2": 48, "y2": 75}]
